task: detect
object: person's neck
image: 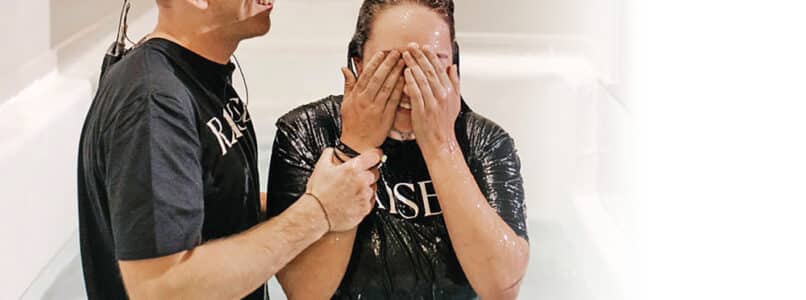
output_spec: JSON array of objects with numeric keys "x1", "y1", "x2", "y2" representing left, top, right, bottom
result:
[{"x1": 150, "y1": 21, "x2": 239, "y2": 65}]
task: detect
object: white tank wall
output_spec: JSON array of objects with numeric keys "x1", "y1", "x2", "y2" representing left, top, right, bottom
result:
[{"x1": 0, "y1": 1, "x2": 157, "y2": 298}]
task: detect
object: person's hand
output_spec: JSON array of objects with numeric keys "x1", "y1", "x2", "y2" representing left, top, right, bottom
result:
[
  {"x1": 306, "y1": 148, "x2": 382, "y2": 232},
  {"x1": 340, "y1": 50, "x2": 407, "y2": 153},
  {"x1": 402, "y1": 43, "x2": 462, "y2": 155}
]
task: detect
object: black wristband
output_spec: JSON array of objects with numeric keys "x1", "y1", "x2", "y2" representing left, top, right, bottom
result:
[
  {"x1": 335, "y1": 139, "x2": 361, "y2": 158},
  {"x1": 333, "y1": 150, "x2": 347, "y2": 163}
]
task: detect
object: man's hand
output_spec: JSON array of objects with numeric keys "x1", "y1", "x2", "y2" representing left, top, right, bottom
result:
[
  {"x1": 306, "y1": 148, "x2": 381, "y2": 232},
  {"x1": 340, "y1": 50, "x2": 406, "y2": 153}
]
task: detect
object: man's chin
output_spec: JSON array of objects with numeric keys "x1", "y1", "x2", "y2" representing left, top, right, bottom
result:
[{"x1": 241, "y1": 15, "x2": 271, "y2": 39}]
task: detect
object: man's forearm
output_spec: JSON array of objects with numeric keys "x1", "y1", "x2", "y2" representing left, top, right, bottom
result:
[
  {"x1": 130, "y1": 194, "x2": 329, "y2": 299},
  {"x1": 423, "y1": 147, "x2": 529, "y2": 300},
  {"x1": 277, "y1": 229, "x2": 357, "y2": 299}
]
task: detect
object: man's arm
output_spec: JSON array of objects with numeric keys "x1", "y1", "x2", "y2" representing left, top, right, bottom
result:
[
  {"x1": 117, "y1": 147, "x2": 381, "y2": 300},
  {"x1": 119, "y1": 193, "x2": 327, "y2": 300}
]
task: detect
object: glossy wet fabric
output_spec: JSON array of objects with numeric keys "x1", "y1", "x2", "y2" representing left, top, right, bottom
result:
[{"x1": 267, "y1": 96, "x2": 527, "y2": 300}]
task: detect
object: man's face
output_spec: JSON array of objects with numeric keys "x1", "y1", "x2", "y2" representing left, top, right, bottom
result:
[{"x1": 208, "y1": 0, "x2": 275, "y2": 40}]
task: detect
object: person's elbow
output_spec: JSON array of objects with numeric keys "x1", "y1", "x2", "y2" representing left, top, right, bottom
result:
[
  {"x1": 478, "y1": 242, "x2": 530, "y2": 300},
  {"x1": 477, "y1": 272, "x2": 526, "y2": 300}
]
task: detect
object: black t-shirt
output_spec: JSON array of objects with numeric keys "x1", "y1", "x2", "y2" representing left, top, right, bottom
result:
[
  {"x1": 77, "y1": 38, "x2": 264, "y2": 300},
  {"x1": 267, "y1": 96, "x2": 528, "y2": 299}
]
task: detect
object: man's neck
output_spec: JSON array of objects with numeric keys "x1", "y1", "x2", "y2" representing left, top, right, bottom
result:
[{"x1": 150, "y1": 22, "x2": 239, "y2": 65}]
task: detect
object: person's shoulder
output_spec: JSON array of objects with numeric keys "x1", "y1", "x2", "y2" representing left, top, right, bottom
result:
[
  {"x1": 460, "y1": 111, "x2": 518, "y2": 155},
  {"x1": 276, "y1": 95, "x2": 343, "y2": 129},
  {"x1": 102, "y1": 43, "x2": 188, "y2": 99},
  {"x1": 97, "y1": 45, "x2": 193, "y2": 114}
]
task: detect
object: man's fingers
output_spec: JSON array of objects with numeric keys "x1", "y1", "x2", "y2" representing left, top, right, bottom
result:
[
  {"x1": 358, "y1": 170, "x2": 378, "y2": 186},
  {"x1": 355, "y1": 51, "x2": 387, "y2": 92},
  {"x1": 349, "y1": 149, "x2": 382, "y2": 171},
  {"x1": 316, "y1": 148, "x2": 337, "y2": 168}
]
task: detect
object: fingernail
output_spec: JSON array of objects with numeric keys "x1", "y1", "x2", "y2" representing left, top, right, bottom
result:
[{"x1": 408, "y1": 42, "x2": 419, "y2": 49}]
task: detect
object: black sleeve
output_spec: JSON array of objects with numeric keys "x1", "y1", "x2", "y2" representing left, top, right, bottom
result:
[
  {"x1": 265, "y1": 119, "x2": 319, "y2": 219},
  {"x1": 103, "y1": 92, "x2": 204, "y2": 260},
  {"x1": 472, "y1": 122, "x2": 529, "y2": 241}
]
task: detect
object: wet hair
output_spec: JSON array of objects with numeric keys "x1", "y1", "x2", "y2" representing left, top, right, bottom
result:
[
  {"x1": 346, "y1": 0, "x2": 470, "y2": 113},
  {"x1": 348, "y1": 0, "x2": 456, "y2": 61}
]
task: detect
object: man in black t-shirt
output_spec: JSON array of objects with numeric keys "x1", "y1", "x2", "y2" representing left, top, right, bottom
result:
[{"x1": 77, "y1": 1, "x2": 382, "y2": 299}]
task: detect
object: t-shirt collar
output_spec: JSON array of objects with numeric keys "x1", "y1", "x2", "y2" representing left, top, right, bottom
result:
[{"x1": 148, "y1": 38, "x2": 236, "y2": 98}]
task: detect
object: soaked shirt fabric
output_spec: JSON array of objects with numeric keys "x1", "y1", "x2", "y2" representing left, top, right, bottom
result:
[
  {"x1": 267, "y1": 96, "x2": 528, "y2": 299},
  {"x1": 78, "y1": 38, "x2": 264, "y2": 300}
]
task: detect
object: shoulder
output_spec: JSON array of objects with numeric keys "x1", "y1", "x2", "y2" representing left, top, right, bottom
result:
[
  {"x1": 100, "y1": 45, "x2": 193, "y2": 116},
  {"x1": 459, "y1": 111, "x2": 517, "y2": 154},
  {"x1": 276, "y1": 95, "x2": 342, "y2": 131}
]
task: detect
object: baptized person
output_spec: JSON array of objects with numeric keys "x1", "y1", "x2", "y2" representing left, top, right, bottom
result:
[{"x1": 266, "y1": 0, "x2": 529, "y2": 299}]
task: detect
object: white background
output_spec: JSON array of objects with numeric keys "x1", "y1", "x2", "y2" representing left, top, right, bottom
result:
[{"x1": 627, "y1": 1, "x2": 806, "y2": 299}]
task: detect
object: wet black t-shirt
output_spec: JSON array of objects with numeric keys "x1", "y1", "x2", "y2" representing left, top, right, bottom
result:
[
  {"x1": 267, "y1": 96, "x2": 528, "y2": 299},
  {"x1": 77, "y1": 38, "x2": 264, "y2": 299}
]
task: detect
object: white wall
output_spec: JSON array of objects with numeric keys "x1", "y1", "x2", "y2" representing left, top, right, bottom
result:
[
  {"x1": 0, "y1": 1, "x2": 156, "y2": 298},
  {"x1": 0, "y1": 0, "x2": 54, "y2": 103},
  {"x1": 457, "y1": 0, "x2": 623, "y2": 86}
]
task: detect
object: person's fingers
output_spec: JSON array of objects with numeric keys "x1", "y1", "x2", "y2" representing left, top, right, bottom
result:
[
  {"x1": 316, "y1": 148, "x2": 337, "y2": 168},
  {"x1": 405, "y1": 53, "x2": 437, "y2": 110},
  {"x1": 374, "y1": 58, "x2": 406, "y2": 105},
  {"x1": 366, "y1": 51, "x2": 402, "y2": 101},
  {"x1": 349, "y1": 150, "x2": 382, "y2": 171},
  {"x1": 423, "y1": 45, "x2": 453, "y2": 92},
  {"x1": 409, "y1": 44, "x2": 445, "y2": 97},
  {"x1": 361, "y1": 187, "x2": 376, "y2": 210},
  {"x1": 356, "y1": 170, "x2": 377, "y2": 186},
  {"x1": 341, "y1": 67, "x2": 357, "y2": 95},
  {"x1": 384, "y1": 80, "x2": 405, "y2": 116},
  {"x1": 370, "y1": 168, "x2": 380, "y2": 182},
  {"x1": 368, "y1": 186, "x2": 378, "y2": 210},
  {"x1": 405, "y1": 69, "x2": 425, "y2": 115},
  {"x1": 449, "y1": 64, "x2": 461, "y2": 94},
  {"x1": 355, "y1": 51, "x2": 387, "y2": 92}
]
